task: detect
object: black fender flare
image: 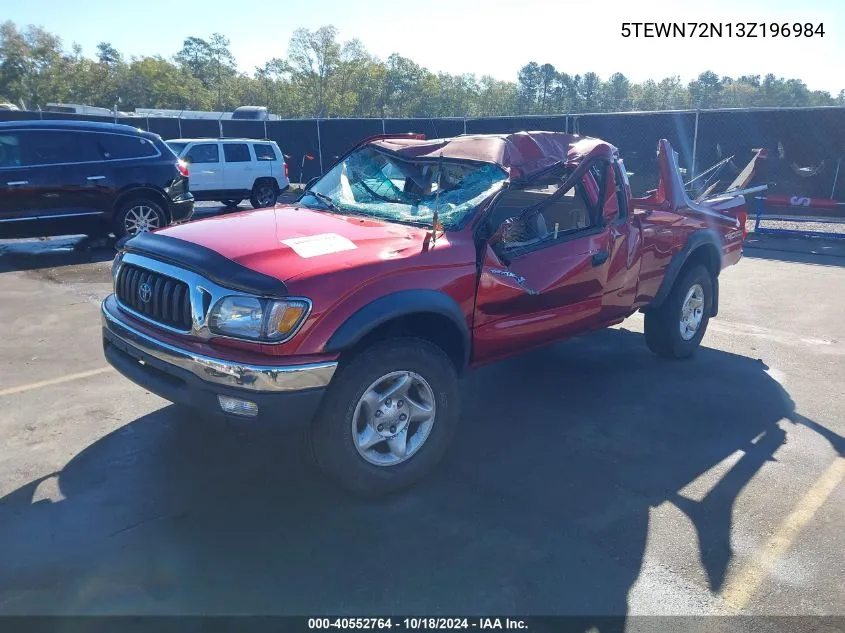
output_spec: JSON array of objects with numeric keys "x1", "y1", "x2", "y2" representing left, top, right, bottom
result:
[
  {"x1": 648, "y1": 230, "x2": 722, "y2": 314},
  {"x1": 325, "y1": 290, "x2": 471, "y2": 369}
]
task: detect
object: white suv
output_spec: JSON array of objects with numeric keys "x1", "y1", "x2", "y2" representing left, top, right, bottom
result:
[{"x1": 166, "y1": 138, "x2": 289, "y2": 208}]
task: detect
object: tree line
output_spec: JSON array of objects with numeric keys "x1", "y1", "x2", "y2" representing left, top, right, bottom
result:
[{"x1": 1, "y1": 20, "x2": 843, "y2": 118}]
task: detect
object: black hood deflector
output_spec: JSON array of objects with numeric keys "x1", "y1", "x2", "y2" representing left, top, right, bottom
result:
[{"x1": 121, "y1": 232, "x2": 288, "y2": 297}]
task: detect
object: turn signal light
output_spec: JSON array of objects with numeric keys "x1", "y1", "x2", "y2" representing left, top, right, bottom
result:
[{"x1": 273, "y1": 303, "x2": 307, "y2": 335}]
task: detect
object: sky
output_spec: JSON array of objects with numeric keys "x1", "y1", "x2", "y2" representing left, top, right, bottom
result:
[{"x1": 4, "y1": 0, "x2": 843, "y2": 94}]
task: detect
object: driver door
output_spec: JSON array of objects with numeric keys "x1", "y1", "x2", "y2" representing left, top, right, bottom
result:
[{"x1": 472, "y1": 163, "x2": 613, "y2": 364}]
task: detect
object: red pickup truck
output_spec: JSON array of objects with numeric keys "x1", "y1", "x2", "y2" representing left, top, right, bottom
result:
[{"x1": 102, "y1": 132, "x2": 747, "y2": 495}]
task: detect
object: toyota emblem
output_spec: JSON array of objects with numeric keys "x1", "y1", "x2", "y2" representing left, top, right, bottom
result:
[{"x1": 138, "y1": 282, "x2": 152, "y2": 303}]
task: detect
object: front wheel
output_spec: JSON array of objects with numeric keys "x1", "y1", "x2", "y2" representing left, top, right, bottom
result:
[
  {"x1": 644, "y1": 264, "x2": 713, "y2": 359},
  {"x1": 310, "y1": 338, "x2": 460, "y2": 496}
]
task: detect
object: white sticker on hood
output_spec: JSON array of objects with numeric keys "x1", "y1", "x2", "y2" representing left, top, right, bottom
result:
[{"x1": 281, "y1": 233, "x2": 358, "y2": 258}]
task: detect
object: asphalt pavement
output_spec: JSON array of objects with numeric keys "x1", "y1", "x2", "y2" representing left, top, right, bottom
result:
[{"x1": 0, "y1": 223, "x2": 843, "y2": 624}]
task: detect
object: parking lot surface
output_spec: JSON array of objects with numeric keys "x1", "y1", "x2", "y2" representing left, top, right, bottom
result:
[{"x1": 0, "y1": 217, "x2": 843, "y2": 619}]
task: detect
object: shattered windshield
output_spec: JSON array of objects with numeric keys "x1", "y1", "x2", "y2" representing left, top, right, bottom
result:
[{"x1": 300, "y1": 146, "x2": 508, "y2": 229}]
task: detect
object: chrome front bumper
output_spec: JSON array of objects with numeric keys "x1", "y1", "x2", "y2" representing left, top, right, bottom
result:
[{"x1": 101, "y1": 294, "x2": 337, "y2": 393}]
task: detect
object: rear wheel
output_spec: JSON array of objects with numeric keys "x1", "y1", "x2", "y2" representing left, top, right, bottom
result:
[
  {"x1": 114, "y1": 198, "x2": 166, "y2": 238},
  {"x1": 310, "y1": 338, "x2": 460, "y2": 496},
  {"x1": 250, "y1": 180, "x2": 278, "y2": 208},
  {"x1": 644, "y1": 264, "x2": 713, "y2": 359}
]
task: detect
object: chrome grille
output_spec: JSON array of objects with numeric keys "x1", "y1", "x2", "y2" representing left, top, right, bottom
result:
[{"x1": 115, "y1": 263, "x2": 192, "y2": 331}]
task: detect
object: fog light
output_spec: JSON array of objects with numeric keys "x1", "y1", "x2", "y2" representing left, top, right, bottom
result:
[{"x1": 217, "y1": 395, "x2": 259, "y2": 418}]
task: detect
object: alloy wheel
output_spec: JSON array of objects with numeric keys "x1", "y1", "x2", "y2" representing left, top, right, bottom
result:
[
  {"x1": 124, "y1": 205, "x2": 161, "y2": 235},
  {"x1": 256, "y1": 186, "x2": 276, "y2": 207},
  {"x1": 351, "y1": 371, "x2": 436, "y2": 466},
  {"x1": 679, "y1": 283, "x2": 705, "y2": 341}
]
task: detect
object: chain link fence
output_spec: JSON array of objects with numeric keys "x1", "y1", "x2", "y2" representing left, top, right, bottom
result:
[
  {"x1": 693, "y1": 109, "x2": 845, "y2": 202},
  {"x1": 2, "y1": 107, "x2": 843, "y2": 199}
]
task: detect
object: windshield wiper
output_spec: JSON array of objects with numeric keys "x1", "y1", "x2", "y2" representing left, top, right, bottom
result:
[
  {"x1": 389, "y1": 217, "x2": 433, "y2": 229},
  {"x1": 303, "y1": 191, "x2": 341, "y2": 213}
]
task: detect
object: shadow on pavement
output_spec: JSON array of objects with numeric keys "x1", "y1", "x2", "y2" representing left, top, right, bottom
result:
[
  {"x1": 0, "y1": 236, "x2": 116, "y2": 274},
  {"x1": 743, "y1": 233, "x2": 845, "y2": 267},
  {"x1": 0, "y1": 328, "x2": 839, "y2": 618}
]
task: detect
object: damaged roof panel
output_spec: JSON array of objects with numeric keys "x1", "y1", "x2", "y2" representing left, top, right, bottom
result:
[{"x1": 369, "y1": 131, "x2": 617, "y2": 181}]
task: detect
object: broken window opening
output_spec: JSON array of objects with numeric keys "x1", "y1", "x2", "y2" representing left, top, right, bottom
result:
[{"x1": 488, "y1": 163, "x2": 605, "y2": 254}]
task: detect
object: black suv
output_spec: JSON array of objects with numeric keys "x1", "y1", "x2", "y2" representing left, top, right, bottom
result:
[{"x1": 0, "y1": 120, "x2": 194, "y2": 239}]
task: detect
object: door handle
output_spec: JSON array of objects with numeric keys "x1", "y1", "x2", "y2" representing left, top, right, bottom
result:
[
  {"x1": 592, "y1": 251, "x2": 609, "y2": 266},
  {"x1": 86, "y1": 175, "x2": 106, "y2": 181},
  {"x1": 202, "y1": 170, "x2": 215, "y2": 175},
  {"x1": 7, "y1": 180, "x2": 28, "y2": 186}
]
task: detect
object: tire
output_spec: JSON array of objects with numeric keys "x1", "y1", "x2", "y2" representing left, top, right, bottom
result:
[
  {"x1": 219, "y1": 199, "x2": 243, "y2": 208},
  {"x1": 250, "y1": 180, "x2": 278, "y2": 208},
  {"x1": 310, "y1": 338, "x2": 460, "y2": 496},
  {"x1": 114, "y1": 198, "x2": 167, "y2": 238},
  {"x1": 644, "y1": 264, "x2": 713, "y2": 359}
]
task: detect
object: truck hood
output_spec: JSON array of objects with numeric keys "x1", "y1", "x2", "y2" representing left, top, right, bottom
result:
[{"x1": 158, "y1": 204, "x2": 431, "y2": 283}]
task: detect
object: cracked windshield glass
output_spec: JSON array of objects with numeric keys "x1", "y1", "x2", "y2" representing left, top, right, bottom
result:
[{"x1": 302, "y1": 147, "x2": 507, "y2": 228}]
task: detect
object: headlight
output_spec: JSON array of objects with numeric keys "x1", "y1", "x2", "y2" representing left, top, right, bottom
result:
[{"x1": 208, "y1": 296, "x2": 310, "y2": 342}]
